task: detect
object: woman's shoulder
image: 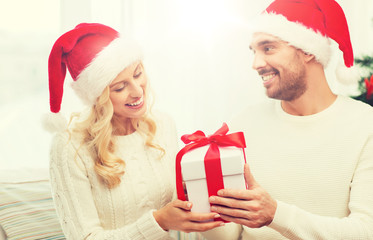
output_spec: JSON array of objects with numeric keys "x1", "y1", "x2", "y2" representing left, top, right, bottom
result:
[
  {"x1": 51, "y1": 130, "x2": 70, "y2": 148},
  {"x1": 50, "y1": 130, "x2": 87, "y2": 160},
  {"x1": 51, "y1": 130, "x2": 83, "y2": 147},
  {"x1": 50, "y1": 130, "x2": 92, "y2": 169}
]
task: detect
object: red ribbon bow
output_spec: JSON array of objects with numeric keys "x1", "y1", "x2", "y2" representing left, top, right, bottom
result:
[{"x1": 175, "y1": 123, "x2": 246, "y2": 202}]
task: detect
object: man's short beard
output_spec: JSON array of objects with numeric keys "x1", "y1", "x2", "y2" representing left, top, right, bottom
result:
[{"x1": 267, "y1": 56, "x2": 307, "y2": 101}]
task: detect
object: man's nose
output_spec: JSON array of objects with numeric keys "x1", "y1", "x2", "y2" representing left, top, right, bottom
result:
[{"x1": 252, "y1": 54, "x2": 266, "y2": 71}]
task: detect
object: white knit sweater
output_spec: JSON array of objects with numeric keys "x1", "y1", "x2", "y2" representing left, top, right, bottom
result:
[
  {"x1": 49, "y1": 112, "x2": 178, "y2": 240},
  {"x1": 202, "y1": 95, "x2": 373, "y2": 240}
]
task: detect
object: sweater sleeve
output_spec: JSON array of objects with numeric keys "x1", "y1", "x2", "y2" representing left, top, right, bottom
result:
[
  {"x1": 49, "y1": 132, "x2": 170, "y2": 240},
  {"x1": 268, "y1": 134, "x2": 373, "y2": 240}
]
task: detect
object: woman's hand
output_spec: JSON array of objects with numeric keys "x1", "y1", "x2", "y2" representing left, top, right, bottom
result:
[{"x1": 153, "y1": 199, "x2": 224, "y2": 233}]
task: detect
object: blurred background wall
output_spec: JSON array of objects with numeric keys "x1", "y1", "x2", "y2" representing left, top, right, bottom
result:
[{"x1": 0, "y1": 0, "x2": 372, "y2": 169}]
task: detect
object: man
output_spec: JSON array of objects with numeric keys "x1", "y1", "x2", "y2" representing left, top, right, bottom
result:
[{"x1": 202, "y1": 0, "x2": 373, "y2": 239}]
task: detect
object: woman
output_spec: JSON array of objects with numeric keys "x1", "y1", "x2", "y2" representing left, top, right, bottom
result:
[{"x1": 44, "y1": 23, "x2": 223, "y2": 239}]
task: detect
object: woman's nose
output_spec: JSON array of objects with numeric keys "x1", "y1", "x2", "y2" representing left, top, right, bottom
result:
[{"x1": 129, "y1": 81, "x2": 144, "y2": 97}]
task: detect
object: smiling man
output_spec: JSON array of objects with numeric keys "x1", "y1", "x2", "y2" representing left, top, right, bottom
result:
[{"x1": 201, "y1": 0, "x2": 373, "y2": 239}]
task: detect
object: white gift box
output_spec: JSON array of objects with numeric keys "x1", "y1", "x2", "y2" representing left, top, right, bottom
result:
[{"x1": 181, "y1": 145, "x2": 247, "y2": 214}]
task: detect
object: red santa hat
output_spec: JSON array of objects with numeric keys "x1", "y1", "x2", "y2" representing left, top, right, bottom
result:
[
  {"x1": 251, "y1": 0, "x2": 360, "y2": 84},
  {"x1": 44, "y1": 23, "x2": 143, "y2": 132}
]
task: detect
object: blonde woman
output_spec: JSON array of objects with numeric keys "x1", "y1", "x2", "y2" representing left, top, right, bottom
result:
[{"x1": 44, "y1": 23, "x2": 223, "y2": 240}]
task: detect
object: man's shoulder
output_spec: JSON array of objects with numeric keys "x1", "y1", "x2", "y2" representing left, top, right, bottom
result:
[{"x1": 340, "y1": 95, "x2": 373, "y2": 117}]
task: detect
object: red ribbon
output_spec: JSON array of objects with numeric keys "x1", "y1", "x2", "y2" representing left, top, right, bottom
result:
[{"x1": 175, "y1": 123, "x2": 246, "y2": 204}]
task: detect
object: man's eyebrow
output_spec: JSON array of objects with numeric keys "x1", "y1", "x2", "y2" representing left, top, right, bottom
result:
[{"x1": 250, "y1": 40, "x2": 278, "y2": 50}]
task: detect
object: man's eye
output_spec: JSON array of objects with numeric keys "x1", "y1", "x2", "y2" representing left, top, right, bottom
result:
[{"x1": 264, "y1": 46, "x2": 274, "y2": 52}]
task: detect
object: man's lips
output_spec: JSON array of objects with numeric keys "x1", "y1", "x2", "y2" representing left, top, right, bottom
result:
[
  {"x1": 261, "y1": 73, "x2": 277, "y2": 82},
  {"x1": 258, "y1": 69, "x2": 279, "y2": 86}
]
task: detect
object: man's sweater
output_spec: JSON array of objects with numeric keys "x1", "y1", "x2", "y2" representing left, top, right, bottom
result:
[{"x1": 203, "y1": 95, "x2": 373, "y2": 240}]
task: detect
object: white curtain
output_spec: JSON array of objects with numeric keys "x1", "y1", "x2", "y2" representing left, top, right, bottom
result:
[{"x1": 0, "y1": 0, "x2": 372, "y2": 169}]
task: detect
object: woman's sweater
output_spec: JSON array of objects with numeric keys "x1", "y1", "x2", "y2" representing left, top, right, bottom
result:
[{"x1": 49, "y1": 113, "x2": 178, "y2": 240}]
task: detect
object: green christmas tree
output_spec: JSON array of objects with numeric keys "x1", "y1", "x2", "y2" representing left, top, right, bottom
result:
[
  {"x1": 352, "y1": 17, "x2": 373, "y2": 107},
  {"x1": 353, "y1": 55, "x2": 373, "y2": 106}
]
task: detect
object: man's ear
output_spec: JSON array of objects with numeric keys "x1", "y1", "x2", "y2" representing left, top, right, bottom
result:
[{"x1": 303, "y1": 52, "x2": 315, "y2": 63}]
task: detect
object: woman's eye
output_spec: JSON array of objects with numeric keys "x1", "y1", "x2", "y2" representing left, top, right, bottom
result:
[
  {"x1": 114, "y1": 87, "x2": 124, "y2": 92},
  {"x1": 113, "y1": 82, "x2": 128, "y2": 92},
  {"x1": 134, "y1": 71, "x2": 142, "y2": 78}
]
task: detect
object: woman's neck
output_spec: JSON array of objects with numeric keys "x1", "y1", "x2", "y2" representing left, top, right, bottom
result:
[{"x1": 112, "y1": 118, "x2": 136, "y2": 136}]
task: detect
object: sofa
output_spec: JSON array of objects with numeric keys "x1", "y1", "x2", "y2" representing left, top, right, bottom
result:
[
  {"x1": 0, "y1": 168, "x2": 206, "y2": 240},
  {"x1": 0, "y1": 168, "x2": 64, "y2": 240}
]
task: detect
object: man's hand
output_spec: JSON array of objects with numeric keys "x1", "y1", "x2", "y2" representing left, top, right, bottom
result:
[{"x1": 209, "y1": 164, "x2": 277, "y2": 228}]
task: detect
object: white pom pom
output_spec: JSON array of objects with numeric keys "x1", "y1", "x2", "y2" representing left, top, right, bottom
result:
[
  {"x1": 42, "y1": 112, "x2": 68, "y2": 133},
  {"x1": 335, "y1": 62, "x2": 361, "y2": 85}
]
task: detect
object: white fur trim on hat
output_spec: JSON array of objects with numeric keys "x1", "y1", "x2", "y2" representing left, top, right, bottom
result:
[
  {"x1": 335, "y1": 62, "x2": 361, "y2": 85},
  {"x1": 42, "y1": 112, "x2": 68, "y2": 133},
  {"x1": 250, "y1": 13, "x2": 331, "y2": 67},
  {"x1": 71, "y1": 37, "x2": 143, "y2": 106}
]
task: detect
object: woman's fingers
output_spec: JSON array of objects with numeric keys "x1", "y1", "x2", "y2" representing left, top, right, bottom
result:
[
  {"x1": 183, "y1": 219, "x2": 224, "y2": 233},
  {"x1": 172, "y1": 199, "x2": 193, "y2": 211}
]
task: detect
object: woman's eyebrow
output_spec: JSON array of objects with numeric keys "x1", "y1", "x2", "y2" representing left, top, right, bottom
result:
[
  {"x1": 134, "y1": 63, "x2": 142, "y2": 72},
  {"x1": 110, "y1": 81, "x2": 124, "y2": 89}
]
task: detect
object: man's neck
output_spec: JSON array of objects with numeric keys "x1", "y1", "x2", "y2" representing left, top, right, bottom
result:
[
  {"x1": 281, "y1": 64, "x2": 336, "y2": 116},
  {"x1": 281, "y1": 91, "x2": 337, "y2": 116}
]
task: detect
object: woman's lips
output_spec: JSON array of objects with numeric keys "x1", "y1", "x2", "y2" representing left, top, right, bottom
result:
[{"x1": 126, "y1": 96, "x2": 144, "y2": 109}]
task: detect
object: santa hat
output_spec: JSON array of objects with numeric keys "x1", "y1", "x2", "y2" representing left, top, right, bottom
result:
[
  {"x1": 43, "y1": 23, "x2": 143, "y2": 132},
  {"x1": 251, "y1": 0, "x2": 360, "y2": 84}
]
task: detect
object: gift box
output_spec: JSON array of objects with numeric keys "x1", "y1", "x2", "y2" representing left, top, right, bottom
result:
[
  {"x1": 181, "y1": 145, "x2": 246, "y2": 213},
  {"x1": 175, "y1": 123, "x2": 247, "y2": 218}
]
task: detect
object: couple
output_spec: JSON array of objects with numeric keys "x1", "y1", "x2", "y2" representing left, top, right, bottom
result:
[{"x1": 45, "y1": 0, "x2": 373, "y2": 239}]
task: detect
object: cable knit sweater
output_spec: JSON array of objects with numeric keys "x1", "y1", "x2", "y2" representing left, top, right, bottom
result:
[
  {"x1": 202, "y1": 95, "x2": 373, "y2": 240},
  {"x1": 49, "y1": 112, "x2": 178, "y2": 240}
]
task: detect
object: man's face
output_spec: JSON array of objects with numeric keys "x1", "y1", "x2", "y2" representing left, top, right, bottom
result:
[{"x1": 249, "y1": 32, "x2": 308, "y2": 101}]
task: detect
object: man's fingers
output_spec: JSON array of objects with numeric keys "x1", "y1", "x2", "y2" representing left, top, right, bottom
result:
[
  {"x1": 211, "y1": 206, "x2": 266, "y2": 228},
  {"x1": 218, "y1": 214, "x2": 262, "y2": 229},
  {"x1": 209, "y1": 195, "x2": 247, "y2": 209},
  {"x1": 244, "y1": 163, "x2": 258, "y2": 189},
  {"x1": 213, "y1": 189, "x2": 255, "y2": 201},
  {"x1": 211, "y1": 204, "x2": 251, "y2": 219}
]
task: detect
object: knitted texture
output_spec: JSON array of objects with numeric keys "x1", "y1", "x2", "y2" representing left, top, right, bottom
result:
[
  {"x1": 49, "y1": 112, "x2": 178, "y2": 239},
  {"x1": 203, "y1": 96, "x2": 373, "y2": 240}
]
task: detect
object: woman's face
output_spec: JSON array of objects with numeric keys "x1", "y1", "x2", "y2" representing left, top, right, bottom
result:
[{"x1": 109, "y1": 61, "x2": 148, "y2": 122}]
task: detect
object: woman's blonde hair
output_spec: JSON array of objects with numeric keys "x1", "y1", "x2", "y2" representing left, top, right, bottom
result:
[{"x1": 71, "y1": 78, "x2": 164, "y2": 188}]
